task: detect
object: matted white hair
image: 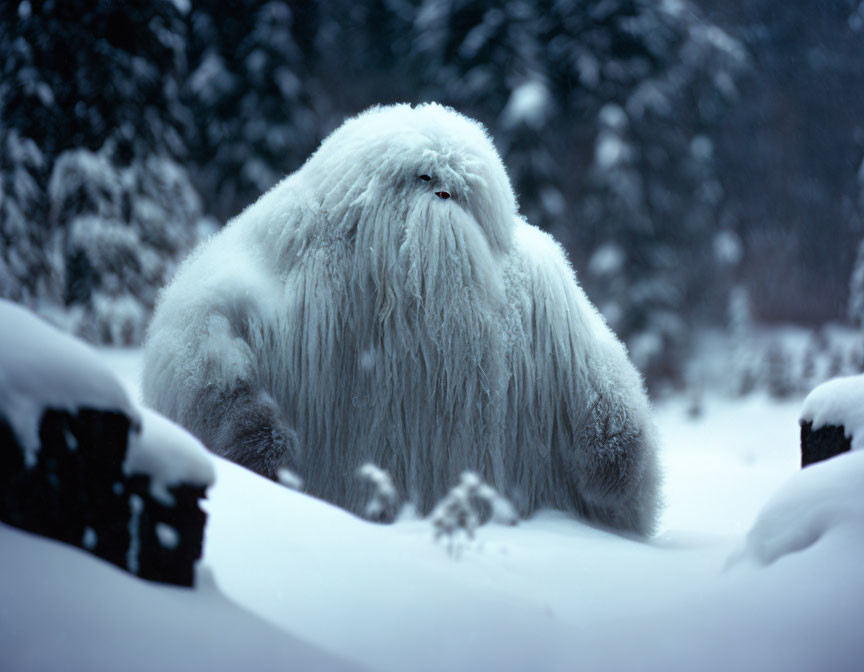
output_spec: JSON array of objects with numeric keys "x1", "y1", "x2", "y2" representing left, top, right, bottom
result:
[{"x1": 142, "y1": 103, "x2": 661, "y2": 535}]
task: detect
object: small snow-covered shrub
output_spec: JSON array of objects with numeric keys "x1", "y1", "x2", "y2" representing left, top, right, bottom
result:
[
  {"x1": 714, "y1": 322, "x2": 864, "y2": 400},
  {"x1": 356, "y1": 463, "x2": 399, "y2": 523},
  {"x1": 430, "y1": 472, "x2": 517, "y2": 556},
  {"x1": 276, "y1": 467, "x2": 304, "y2": 491}
]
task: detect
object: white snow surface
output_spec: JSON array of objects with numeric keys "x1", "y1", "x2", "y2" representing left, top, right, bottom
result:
[
  {"x1": 800, "y1": 374, "x2": 864, "y2": 450},
  {"x1": 0, "y1": 525, "x2": 361, "y2": 672},
  {"x1": 0, "y1": 300, "x2": 135, "y2": 464},
  {"x1": 3, "y1": 349, "x2": 864, "y2": 671}
]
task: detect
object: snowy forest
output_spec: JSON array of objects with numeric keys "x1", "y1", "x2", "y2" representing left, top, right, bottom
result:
[
  {"x1": 2, "y1": 0, "x2": 863, "y2": 392},
  {"x1": 5, "y1": 2, "x2": 864, "y2": 671}
]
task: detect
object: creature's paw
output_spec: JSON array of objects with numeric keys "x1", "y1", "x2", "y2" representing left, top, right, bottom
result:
[
  {"x1": 228, "y1": 421, "x2": 299, "y2": 480},
  {"x1": 581, "y1": 437, "x2": 660, "y2": 536},
  {"x1": 565, "y1": 396, "x2": 661, "y2": 535},
  {"x1": 216, "y1": 389, "x2": 301, "y2": 481}
]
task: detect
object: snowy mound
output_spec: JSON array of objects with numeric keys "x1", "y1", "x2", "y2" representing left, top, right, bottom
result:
[
  {"x1": 0, "y1": 299, "x2": 135, "y2": 464},
  {"x1": 731, "y1": 450, "x2": 864, "y2": 567},
  {"x1": 800, "y1": 374, "x2": 864, "y2": 451}
]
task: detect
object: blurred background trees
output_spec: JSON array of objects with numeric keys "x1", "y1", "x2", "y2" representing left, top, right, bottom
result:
[
  {"x1": 0, "y1": 0, "x2": 213, "y2": 343},
  {"x1": 1, "y1": 0, "x2": 862, "y2": 391}
]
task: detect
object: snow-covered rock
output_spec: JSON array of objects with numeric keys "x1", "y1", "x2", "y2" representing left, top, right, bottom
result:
[
  {"x1": 0, "y1": 300, "x2": 214, "y2": 586},
  {"x1": 799, "y1": 374, "x2": 864, "y2": 466}
]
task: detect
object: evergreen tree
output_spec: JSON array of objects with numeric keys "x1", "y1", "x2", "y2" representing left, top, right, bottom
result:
[
  {"x1": 46, "y1": 144, "x2": 213, "y2": 343},
  {"x1": 314, "y1": 0, "x2": 416, "y2": 112},
  {"x1": 848, "y1": 238, "x2": 864, "y2": 329},
  {"x1": 0, "y1": 130, "x2": 53, "y2": 304},
  {"x1": 1, "y1": 1, "x2": 187, "y2": 158},
  {"x1": 2, "y1": 0, "x2": 856, "y2": 389},
  {"x1": 185, "y1": 0, "x2": 319, "y2": 221},
  {"x1": 0, "y1": 0, "x2": 209, "y2": 343},
  {"x1": 411, "y1": 0, "x2": 744, "y2": 384},
  {"x1": 728, "y1": 284, "x2": 757, "y2": 396},
  {"x1": 705, "y1": 0, "x2": 864, "y2": 324},
  {"x1": 764, "y1": 340, "x2": 794, "y2": 399},
  {"x1": 412, "y1": 1, "x2": 561, "y2": 230},
  {"x1": 562, "y1": 0, "x2": 744, "y2": 383}
]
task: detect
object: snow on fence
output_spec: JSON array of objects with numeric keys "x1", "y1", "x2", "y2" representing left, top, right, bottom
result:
[
  {"x1": 0, "y1": 300, "x2": 214, "y2": 587},
  {"x1": 799, "y1": 374, "x2": 864, "y2": 468}
]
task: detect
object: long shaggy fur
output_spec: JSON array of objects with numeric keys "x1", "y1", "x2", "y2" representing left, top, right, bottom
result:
[{"x1": 142, "y1": 103, "x2": 662, "y2": 535}]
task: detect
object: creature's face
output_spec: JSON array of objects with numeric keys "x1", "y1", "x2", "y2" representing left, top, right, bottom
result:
[{"x1": 304, "y1": 104, "x2": 518, "y2": 256}]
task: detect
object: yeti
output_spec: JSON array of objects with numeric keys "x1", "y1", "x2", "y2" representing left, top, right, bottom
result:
[{"x1": 142, "y1": 103, "x2": 661, "y2": 535}]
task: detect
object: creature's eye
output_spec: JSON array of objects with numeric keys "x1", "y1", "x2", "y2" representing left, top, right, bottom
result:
[{"x1": 419, "y1": 174, "x2": 432, "y2": 182}]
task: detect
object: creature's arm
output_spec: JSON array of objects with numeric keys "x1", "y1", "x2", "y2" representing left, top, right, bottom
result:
[
  {"x1": 141, "y1": 252, "x2": 298, "y2": 480},
  {"x1": 515, "y1": 222, "x2": 661, "y2": 534},
  {"x1": 565, "y1": 341, "x2": 661, "y2": 535}
]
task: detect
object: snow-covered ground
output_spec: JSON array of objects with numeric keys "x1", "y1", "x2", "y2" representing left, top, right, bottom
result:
[{"x1": 3, "y1": 348, "x2": 863, "y2": 671}]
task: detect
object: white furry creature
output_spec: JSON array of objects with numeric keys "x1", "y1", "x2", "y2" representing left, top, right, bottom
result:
[{"x1": 142, "y1": 103, "x2": 661, "y2": 535}]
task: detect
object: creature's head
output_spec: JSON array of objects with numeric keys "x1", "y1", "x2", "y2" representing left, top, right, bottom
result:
[{"x1": 303, "y1": 104, "x2": 518, "y2": 256}]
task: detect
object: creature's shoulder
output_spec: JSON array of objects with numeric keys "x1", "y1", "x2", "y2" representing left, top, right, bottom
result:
[
  {"x1": 505, "y1": 217, "x2": 615, "y2": 341},
  {"x1": 152, "y1": 182, "x2": 308, "y2": 323},
  {"x1": 235, "y1": 174, "x2": 320, "y2": 238},
  {"x1": 509, "y1": 218, "x2": 579, "y2": 288}
]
